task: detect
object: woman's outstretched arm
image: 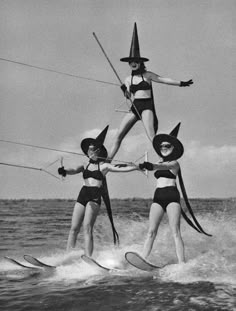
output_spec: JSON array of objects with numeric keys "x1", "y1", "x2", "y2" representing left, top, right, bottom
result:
[
  {"x1": 147, "y1": 71, "x2": 193, "y2": 87},
  {"x1": 102, "y1": 163, "x2": 140, "y2": 174},
  {"x1": 139, "y1": 160, "x2": 179, "y2": 171},
  {"x1": 58, "y1": 164, "x2": 84, "y2": 176}
]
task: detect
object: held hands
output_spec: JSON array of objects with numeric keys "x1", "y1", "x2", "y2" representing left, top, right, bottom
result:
[
  {"x1": 139, "y1": 162, "x2": 154, "y2": 171},
  {"x1": 58, "y1": 166, "x2": 67, "y2": 177},
  {"x1": 180, "y1": 79, "x2": 193, "y2": 87}
]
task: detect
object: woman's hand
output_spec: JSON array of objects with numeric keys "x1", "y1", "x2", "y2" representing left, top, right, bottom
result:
[
  {"x1": 120, "y1": 84, "x2": 131, "y2": 99},
  {"x1": 180, "y1": 79, "x2": 193, "y2": 87},
  {"x1": 58, "y1": 166, "x2": 67, "y2": 177},
  {"x1": 139, "y1": 162, "x2": 154, "y2": 171}
]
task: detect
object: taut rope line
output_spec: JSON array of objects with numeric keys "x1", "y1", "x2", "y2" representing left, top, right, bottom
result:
[
  {"x1": 0, "y1": 161, "x2": 61, "y2": 180},
  {"x1": 0, "y1": 57, "x2": 119, "y2": 86},
  {"x1": 0, "y1": 139, "x2": 139, "y2": 167}
]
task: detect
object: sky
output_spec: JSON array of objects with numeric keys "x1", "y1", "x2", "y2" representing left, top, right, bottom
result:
[{"x1": 0, "y1": 0, "x2": 235, "y2": 199}]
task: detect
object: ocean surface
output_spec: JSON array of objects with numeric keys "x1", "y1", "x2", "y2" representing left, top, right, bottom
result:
[{"x1": 0, "y1": 198, "x2": 235, "y2": 311}]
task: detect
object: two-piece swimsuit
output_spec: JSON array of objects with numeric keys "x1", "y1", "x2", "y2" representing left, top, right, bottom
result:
[
  {"x1": 153, "y1": 170, "x2": 180, "y2": 211},
  {"x1": 77, "y1": 162, "x2": 104, "y2": 206},
  {"x1": 130, "y1": 74, "x2": 154, "y2": 119}
]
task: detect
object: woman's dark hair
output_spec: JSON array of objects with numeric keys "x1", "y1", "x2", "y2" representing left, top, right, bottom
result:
[
  {"x1": 139, "y1": 62, "x2": 147, "y2": 72},
  {"x1": 130, "y1": 62, "x2": 147, "y2": 76}
]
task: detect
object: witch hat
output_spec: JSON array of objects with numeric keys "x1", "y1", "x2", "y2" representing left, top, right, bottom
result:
[
  {"x1": 152, "y1": 122, "x2": 184, "y2": 161},
  {"x1": 81, "y1": 125, "x2": 109, "y2": 160},
  {"x1": 120, "y1": 22, "x2": 149, "y2": 63}
]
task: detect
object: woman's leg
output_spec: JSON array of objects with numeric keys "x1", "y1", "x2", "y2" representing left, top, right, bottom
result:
[
  {"x1": 67, "y1": 202, "x2": 85, "y2": 251},
  {"x1": 141, "y1": 110, "x2": 155, "y2": 141},
  {"x1": 83, "y1": 201, "x2": 101, "y2": 257},
  {"x1": 108, "y1": 112, "x2": 137, "y2": 160},
  {"x1": 142, "y1": 203, "x2": 164, "y2": 259},
  {"x1": 166, "y1": 203, "x2": 185, "y2": 263}
]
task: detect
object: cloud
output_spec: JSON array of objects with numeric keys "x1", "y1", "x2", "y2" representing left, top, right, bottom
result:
[
  {"x1": 184, "y1": 141, "x2": 236, "y2": 175},
  {"x1": 121, "y1": 133, "x2": 150, "y2": 153},
  {"x1": 58, "y1": 127, "x2": 112, "y2": 153},
  {"x1": 59, "y1": 127, "x2": 152, "y2": 158}
]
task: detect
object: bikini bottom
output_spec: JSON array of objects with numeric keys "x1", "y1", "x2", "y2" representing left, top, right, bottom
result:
[
  {"x1": 131, "y1": 98, "x2": 158, "y2": 133},
  {"x1": 77, "y1": 186, "x2": 102, "y2": 206},
  {"x1": 153, "y1": 186, "x2": 180, "y2": 212}
]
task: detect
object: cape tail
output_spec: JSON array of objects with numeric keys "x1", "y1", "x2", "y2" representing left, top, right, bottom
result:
[
  {"x1": 150, "y1": 83, "x2": 158, "y2": 134},
  {"x1": 181, "y1": 208, "x2": 202, "y2": 233},
  {"x1": 101, "y1": 177, "x2": 120, "y2": 245},
  {"x1": 178, "y1": 168, "x2": 212, "y2": 237}
]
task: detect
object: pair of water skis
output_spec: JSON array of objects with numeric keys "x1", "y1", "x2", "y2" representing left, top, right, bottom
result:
[
  {"x1": 5, "y1": 252, "x2": 162, "y2": 273},
  {"x1": 81, "y1": 252, "x2": 162, "y2": 272},
  {"x1": 4, "y1": 255, "x2": 56, "y2": 270}
]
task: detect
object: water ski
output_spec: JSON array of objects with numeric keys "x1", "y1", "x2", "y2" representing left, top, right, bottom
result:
[
  {"x1": 125, "y1": 252, "x2": 161, "y2": 271},
  {"x1": 5, "y1": 256, "x2": 38, "y2": 270},
  {"x1": 23, "y1": 255, "x2": 56, "y2": 269},
  {"x1": 81, "y1": 255, "x2": 110, "y2": 272}
]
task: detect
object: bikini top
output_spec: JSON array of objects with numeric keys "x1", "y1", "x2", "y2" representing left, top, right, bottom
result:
[
  {"x1": 154, "y1": 170, "x2": 176, "y2": 180},
  {"x1": 130, "y1": 74, "x2": 151, "y2": 94},
  {"x1": 83, "y1": 163, "x2": 104, "y2": 181}
]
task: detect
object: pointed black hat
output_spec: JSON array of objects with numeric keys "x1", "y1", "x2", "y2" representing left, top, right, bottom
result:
[
  {"x1": 81, "y1": 125, "x2": 109, "y2": 160},
  {"x1": 120, "y1": 23, "x2": 149, "y2": 63},
  {"x1": 152, "y1": 122, "x2": 184, "y2": 161}
]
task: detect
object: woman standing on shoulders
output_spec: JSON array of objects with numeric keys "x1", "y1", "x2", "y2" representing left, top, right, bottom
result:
[
  {"x1": 58, "y1": 126, "x2": 140, "y2": 257},
  {"x1": 109, "y1": 23, "x2": 193, "y2": 160},
  {"x1": 139, "y1": 123, "x2": 211, "y2": 264}
]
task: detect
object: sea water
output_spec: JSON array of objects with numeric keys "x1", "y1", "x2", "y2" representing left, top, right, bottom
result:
[{"x1": 0, "y1": 198, "x2": 235, "y2": 311}]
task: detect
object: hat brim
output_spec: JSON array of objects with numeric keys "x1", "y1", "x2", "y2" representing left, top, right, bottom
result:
[
  {"x1": 153, "y1": 134, "x2": 184, "y2": 161},
  {"x1": 120, "y1": 57, "x2": 149, "y2": 63},
  {"x1": 81, "y1": 138, "x2": 108, "y2": 160}
]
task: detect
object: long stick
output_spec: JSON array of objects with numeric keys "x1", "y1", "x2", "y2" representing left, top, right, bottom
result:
[{"x1": 92, "y1": 33, "x2": 123, "y2": 85}]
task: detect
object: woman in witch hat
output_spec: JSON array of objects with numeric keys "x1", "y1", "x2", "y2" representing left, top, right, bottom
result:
[
  {"x1": 109, "y1": 23, "x2": 193, "y2": 160},
  {"x1": 58, "y1": 125, "x2": 140, "y2": 256},
  {"x1": 138, "y1": 123, "x2": 211, "y2": 264}
]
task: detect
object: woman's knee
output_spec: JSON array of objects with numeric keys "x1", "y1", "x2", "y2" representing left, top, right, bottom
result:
[
  {"x1": 69, "y1": 226, "x2": 80, "y2": 236},
  {"x1": 171, "y1": 226, "x2": 181, "y2": 239},
  {"x1": 147, "y1": 228, "x2": 158, "y2": 239},
  {"x1": 83, "y1": 224, "x2": 93, "y2": 236}
]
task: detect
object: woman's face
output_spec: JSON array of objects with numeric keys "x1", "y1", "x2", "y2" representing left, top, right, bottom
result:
[
  {"x1": 87, "y1": 145, "x2": 100, "y2": 161},
  {"x1": 160, "y1": 142, "x2": 174, "y2": 157},
  {"x1": 129, "y1": 61, "x2": 140, "y2": 71}
]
